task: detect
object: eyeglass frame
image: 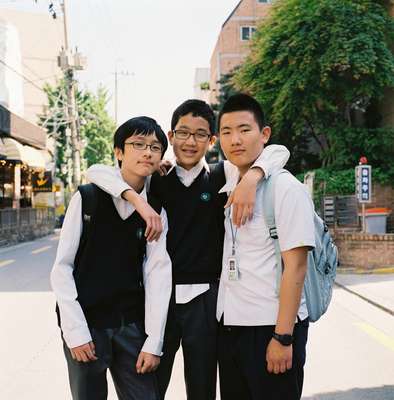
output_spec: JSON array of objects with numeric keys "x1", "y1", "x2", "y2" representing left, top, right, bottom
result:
[
  {"x1": 124, "y1": 141, "x2": 163, "y2": 153},
  {"x1": 172, "y1": 129, "x2": 212, "y2": 143}
]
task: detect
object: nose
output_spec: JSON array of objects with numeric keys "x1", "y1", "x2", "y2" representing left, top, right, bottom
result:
[
  {"x1": 143, "y1": 146, "x2": 153, "y2": 157},
  {"x1": 185, "y1": 134, "x2": 197, "y2": 145},
  {"x1": 231, "y1": 131, "x2": 242, "y2": 146}
]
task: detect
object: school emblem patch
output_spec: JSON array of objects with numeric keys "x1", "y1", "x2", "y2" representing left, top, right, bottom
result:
[
  {"x1": 136, "y1": 228, "x2": 144, "y2": 240},
  {"x1": 200, "y1": 192, "x2": 211, "y2": 202}
]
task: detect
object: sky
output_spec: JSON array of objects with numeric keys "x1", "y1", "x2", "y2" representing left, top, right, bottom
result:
[{"x1": 0, "y1": 0, "x2": 241, "y2": 131}]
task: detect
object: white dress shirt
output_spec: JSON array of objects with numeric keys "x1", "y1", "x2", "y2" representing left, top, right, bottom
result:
[
  {"x1": 217, "y1": 166, "x2": 316, "y2": 326},
  {"x1": 50, "y1": 183, "x2": 172, "y2": 356},
  {"x1": 86, "y1": 144, "x2": 291, "y2": 305}
]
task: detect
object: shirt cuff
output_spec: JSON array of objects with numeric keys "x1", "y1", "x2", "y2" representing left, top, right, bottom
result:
[
  {"x1": 141, "y1": 335, "x2": 163, "y2": 356},
  {"x1": 62, "y1": 325, "x2": 92, "y2": 349}
]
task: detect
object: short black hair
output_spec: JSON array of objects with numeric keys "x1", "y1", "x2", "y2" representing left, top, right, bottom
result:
[
  {"x1": 171, "y1": 99, "x2": 216, "y2": 135},
  {"x1": 114, "y1": 116, "x2": 168, "y2": 158},
  {"x1": 218, "y1": 93, "x2": 265, "y2": 130}
]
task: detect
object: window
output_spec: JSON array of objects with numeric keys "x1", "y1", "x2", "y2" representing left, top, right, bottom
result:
[{"x1": 241, "y1": 26, "x2": 256, "y2": 41}]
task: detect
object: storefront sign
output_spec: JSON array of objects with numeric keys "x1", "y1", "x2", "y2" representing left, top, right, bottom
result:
[
  {"x1": 32, "y1": 171, "x2": 52, "y2": 192},
  {"x1": 355, "y1": 165, "x2": 372, "y2": 203}
]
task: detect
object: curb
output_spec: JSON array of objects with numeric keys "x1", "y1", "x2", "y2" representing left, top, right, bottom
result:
[
  {"x1": 337, "y1": 267, "x2": 394, "y2": 275},
  {"x1": 334, "y1": 281, "x2": 394, "y2": 316}
]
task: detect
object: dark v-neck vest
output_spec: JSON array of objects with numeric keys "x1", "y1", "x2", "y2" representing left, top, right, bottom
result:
[
  {"x1": 72, "y1": 187, "x2": 161, "y2": 329},
  {"x1": 150, "y1": 165, "x2": 226, "y2": 284}
]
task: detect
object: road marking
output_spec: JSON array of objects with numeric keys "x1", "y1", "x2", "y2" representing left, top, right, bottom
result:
[
  {"x1": 31, "y1": 246, "x2": 52, "y2": 254},
  {"x1": 355, "y1": 322, "x2": 394, "y2": 352},
  {"x1": 0, "y1": 259, "x2": 15, "y2": 268}
]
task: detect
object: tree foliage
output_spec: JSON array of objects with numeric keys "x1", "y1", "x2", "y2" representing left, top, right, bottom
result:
[
  {"x1": 40, "y1": 80, "x2": 115, "y2": 185},
  {"x1": 236, "y1": 0, "x2": 394, "y2": 173}
]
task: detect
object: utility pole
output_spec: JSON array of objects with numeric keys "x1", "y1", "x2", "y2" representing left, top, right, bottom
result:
[
  {"x1": 112, "y1": 68, "x2": 133, "y2": 127},
  {"x1": 57, "y1": 0, "x2": 86, "y2": 190}
]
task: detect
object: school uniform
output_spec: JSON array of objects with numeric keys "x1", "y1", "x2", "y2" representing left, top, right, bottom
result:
[
  {"x1": 51, "y1": 184, "x2": 172, "y2": 400},
  {"x1": 86, "y1": 144, "x2": 291, "y2": 400},
  {"x1": 217, "y1": 169, "x2": 315, "y2": 400}
]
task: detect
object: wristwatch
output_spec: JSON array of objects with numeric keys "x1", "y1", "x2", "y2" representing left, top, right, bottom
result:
[{"x1": 272, "y1": 332, "x2": 293, "y2": 346}]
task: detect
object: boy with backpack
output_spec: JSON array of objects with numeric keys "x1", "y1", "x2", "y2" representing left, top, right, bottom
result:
[
  {"x1": 51, "y1": 117, "x2": 172, "y2": 400},
  {"x1": 216, "y1": 94, "x2": 316, "y2": 400},
  {"x1": 87, "y1": 99, "x2": 290, "y2": 400}
]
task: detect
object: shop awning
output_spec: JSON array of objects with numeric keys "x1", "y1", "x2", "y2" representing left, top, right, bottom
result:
[{"x1": 3, "y1": 137, "x2": 46, "y2": 168}]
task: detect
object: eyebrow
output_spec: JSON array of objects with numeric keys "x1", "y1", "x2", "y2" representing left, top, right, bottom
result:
[
  {"x1": 220, "y1": 123, "x2": 252, "y2": 131},
  {"x1": 177, "y1": 125, "x2": 208, "y2": 133}
]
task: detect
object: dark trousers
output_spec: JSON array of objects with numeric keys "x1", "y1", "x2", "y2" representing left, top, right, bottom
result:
[
  {"x1": 63, "y1": 322, "x2": 159, "y2": 400},
  {"x1": 157, "y1": 284, "x2": 218, "y2": 400},
  {"x1": 218, "y1": 318, "x2": 309, "y2": 400}
]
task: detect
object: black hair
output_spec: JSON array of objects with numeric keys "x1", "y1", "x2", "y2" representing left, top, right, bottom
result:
[
  {"x1": 171, "y1": 99, "x2": 216, "y2": 135},
  {"x1": 218, "y1": 93, "x2": 265, "y2": 130},
  {"x1": 114, "y1": 116, "x2": 168, "y2": 158}
]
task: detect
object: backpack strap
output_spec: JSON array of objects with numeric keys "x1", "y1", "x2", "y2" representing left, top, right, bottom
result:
[
  {"x1": 74, "y1": 184, "x2": 99, "y2": 265},
  {"x1": 262, "y1": 169, "x2": 288, "y2": 296}
]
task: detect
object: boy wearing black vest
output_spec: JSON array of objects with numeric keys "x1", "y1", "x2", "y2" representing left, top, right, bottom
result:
[
  {"x1": 51, "y1": 117, "x2": 172, "y2": 400},
  {"x1": 87, "y1": 100, "x2": 289, "y2": 400}
]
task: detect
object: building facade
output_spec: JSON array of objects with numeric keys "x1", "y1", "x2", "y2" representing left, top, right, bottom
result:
[
  {"x1": 0, "y1": 8, "x2": 63, "y2": 244},
  {"x1": 0, "y1": 8, "x2": 63, "y2": 124},
  {"x1": 209, "y1": 0, "x2": 272, "y2": 104}
]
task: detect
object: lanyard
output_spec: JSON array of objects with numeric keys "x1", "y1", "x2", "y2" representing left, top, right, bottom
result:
[{"x1": 226, "y1": 207, "x2": 238, "y2": 256}]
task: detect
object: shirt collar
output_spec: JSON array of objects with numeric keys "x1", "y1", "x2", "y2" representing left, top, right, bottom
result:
[{"x1": 167, "y1": 157, "x2": 209, "y2": 176}]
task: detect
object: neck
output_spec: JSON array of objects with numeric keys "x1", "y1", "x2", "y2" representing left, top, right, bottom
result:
[
  {"x1": 120, "y1": 169, "x2": 145, "y2": 193},
  {"x1": 176, "y1": 159, "x2": 199, "y2": 171},
  {"x1": 238, "y1": 163, "x2": 252, "y2": 178}
]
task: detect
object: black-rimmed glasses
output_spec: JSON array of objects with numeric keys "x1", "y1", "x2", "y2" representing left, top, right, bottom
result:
[
  {"x1": 124, "y1": 141, "x2": 163, "y2": 153},
  {"x1": 173, "y1": 130, "x2": 211, "y2": 143}
]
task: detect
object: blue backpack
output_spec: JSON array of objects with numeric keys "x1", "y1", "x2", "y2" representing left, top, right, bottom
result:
[{"x1": 262, "y1": 169, "x2": 338, "y2": 322}]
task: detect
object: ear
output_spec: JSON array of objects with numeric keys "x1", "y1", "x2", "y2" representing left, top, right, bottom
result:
[
  {"x1": 261, "y1": 126, "x2": 271, "y2": 144},
  {"x1": 168, "y1": 130, "x2": 174, "y2": 145},
  {"x1": 114, "y1": 147, "x2": 123, "y2": 163}
]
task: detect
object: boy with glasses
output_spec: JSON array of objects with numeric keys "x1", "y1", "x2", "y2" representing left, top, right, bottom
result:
[
  {"x1": 87, "y1": 100, "x2": 289, "y2": 399},
  {"x1": 51, "y1": 117, "x2": 172, "y2": 400}
]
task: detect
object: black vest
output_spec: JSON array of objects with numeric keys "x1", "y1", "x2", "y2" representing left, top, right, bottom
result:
[
  {"x1": 150, "y1": 163, "x2": 226, "y2": 284},
  {"x1": 59, "y1": 186, "x2": 161, "y2": 329}
]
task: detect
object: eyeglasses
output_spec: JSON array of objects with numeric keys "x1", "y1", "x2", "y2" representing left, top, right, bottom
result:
[
  {"x1": 124, "y1": 141, "x2": 163, "y2": 153},
  {"x1": 173, "y1": 130, "x2": 211, "y2": 143}
]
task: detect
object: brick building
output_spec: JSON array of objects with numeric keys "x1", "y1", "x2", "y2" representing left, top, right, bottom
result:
[{"x1": 209, "y1": 0, "x2": 272, "y2": 104}]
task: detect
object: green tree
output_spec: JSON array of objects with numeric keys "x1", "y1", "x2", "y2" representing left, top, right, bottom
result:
[
  {"x1": 236, "y1": 0, "x2": 394, "y2": 173},
  {"x1": 40, "y1": 80, "x2": 115, "y2": 185}
]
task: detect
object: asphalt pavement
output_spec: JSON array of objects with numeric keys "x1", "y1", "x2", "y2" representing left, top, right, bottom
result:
[{"x1": 0, "y1": 234, "x2": 393, "y2": 400}]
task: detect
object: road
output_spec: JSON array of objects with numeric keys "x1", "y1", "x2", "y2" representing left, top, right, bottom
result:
[{"x1": 0, "y1": 233, "x2": 393, "y2": 400}]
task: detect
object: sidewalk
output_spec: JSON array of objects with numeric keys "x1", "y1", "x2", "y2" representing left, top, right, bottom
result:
[{"x1": 336, "y1": 271, "x2": 394, "y2": 315}]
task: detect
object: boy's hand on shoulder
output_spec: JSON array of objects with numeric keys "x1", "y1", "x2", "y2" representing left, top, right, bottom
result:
[
  {"x1": 157, "y1": 159, "x2": 173, "y2": 176},
  {"x1": 225, "y1": 167, "x2": 263, "y2": 228},
  {"x1": 70, "y1": 341, "x2": 97, "y2": 363},
  {"x1": 266, "y1": 338, "x2": 292, "y2": 374},
  {"x1": 136, "y1": 351, "x2": 160, "y2": 374},
  {"x1": 123, "y1": 190, "x2": 163, "y2": 241}
]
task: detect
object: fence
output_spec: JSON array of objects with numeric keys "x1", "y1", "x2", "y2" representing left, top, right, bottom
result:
[{"x1": 0, "y1": 207, "x2": 56, "y2": 246}]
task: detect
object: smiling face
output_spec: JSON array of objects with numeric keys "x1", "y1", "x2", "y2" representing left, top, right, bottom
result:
[
  {"x1": 115, "y1": 133, "x2": 162, "y2": 179},
  {"x1": 219, "y1": 111, "x2": 271, "y2": 176},
  {"x1": 168, "y1": 113, "x2": 215, "y2": 170}
]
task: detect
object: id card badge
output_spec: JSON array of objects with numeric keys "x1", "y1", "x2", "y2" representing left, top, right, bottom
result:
[{"x1": 227, "y1": 256, "x2": 239, "y2": 281}]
